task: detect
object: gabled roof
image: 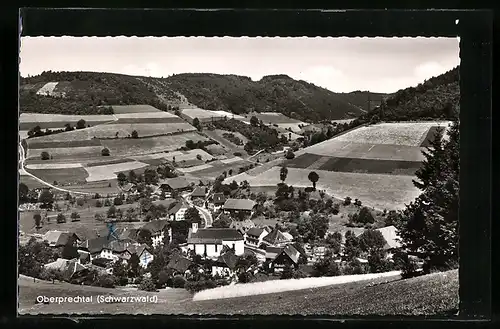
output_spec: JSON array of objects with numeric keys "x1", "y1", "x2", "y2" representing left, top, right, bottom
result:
[
  {"x1": 78, "y1": 235, "x2": 118, "y2": 254},
  {"x1": 127, "y1": 243, "x2": 150, "y2": 256},
  {"x1": 223, "y1": 198, "x2": 256, "y2": 211},
  {"x1": 191, "y1": 186, "x2": 207, "y2": 197},
  {"x1": 280, "y1": 244, "x2": 301, "y2": 264},
  {"x1": 43, "y1": 230, "x2": 71, "y2": 246},
  {"x1": 262, "y1": 228, "x2": 292, "y2": 245},
  {"x1": 246, "y1": 227, "x2": 268, "y2": 238},
  {"x1": 282, "y1": 232, "x2": 294, "y2": 241},
  {"x1": 167, "y1": 254, "x2": 194, "y2": 273},
  {"x1": 73, "y1": 227, "x2": 100, "y2": 242},
  {"x1": 141, "y1": 220, "x2": 169, "y2": 234},
  {"x1": 265, "y1": 246, "x2": 283, "y2": 260},
  {"x1": 167, "y1": 202, "x2": 187, "y2": 215},
  {"x1": 104, "y1": 239, "x2": 136, "y2": 253},
  {"x1": 212, "y1": 193, "x2": 226, "y2": 204},
  {"x1": 377, "y1": 225, "x2": 401, "y2": 249},
  {"x1": 160, "y1": 177, "x2": 190, "y2": 190},
  {"x1": 187, "y1": 228, "x2": 244, "y2": 244},
  {"x1": 121, "y1": 183, "x2": 134, "y2": 192},
  {"x1": 119, "y1": 228, "x2": 139, "y2": 241}
]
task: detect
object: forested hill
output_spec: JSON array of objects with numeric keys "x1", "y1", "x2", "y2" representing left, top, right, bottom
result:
[
  {"x1": 358, "y1": 66, "x2": 460, "y2": 122},
  {"x1": 19, "y1": 71, "x2": 390, "y2": 122}
]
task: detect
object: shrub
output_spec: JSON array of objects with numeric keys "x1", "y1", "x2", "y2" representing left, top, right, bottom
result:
[
  {"x1": 238, "y1": 271, "x2": 253, "y2": 283},
  {"x1": 185, "y1": 279, "x2": 218, "y2": 292},
  {"x1": 101, "y1": 148, "x2": 110, "y2": 156},
  {"x1": 76, "y1": 198, "x2": 85, "y2": 206},
  {"x1": 113, "y1": 197, "x2": 123, "y2": 206},
  {"x1": 70, "y1": 212, "x2": 80, "y2": 221},
  {"x1": 41, "y1": 151, "x2": 50, "y2": 160},
  {"x1": 332, "y1": 203, "x2": 340, "y2": 215},
  {"x1": 94, "y1": 193, "x2": 101, "y2": 199},
  {"x1": 95, "y1": 199, "x2": 103, "y2": 207},
  {"x1": 354, "y1": 198, "x2": 362, "y2": 206},
  {"x1": 157, "y1": 270, "x2": 171, "y2": 288},
  {"x1": 343, "y1": 196, "x2": 352, "y2": 206},
  {"x1": 285, "y1": 149, "x2": 295, "y2": 159},
  {"x1": 104, "y1": 198, "x2": 112, "y2": 207},
  {"x1": 56, "y1": 213, "x2": 66, "y2": 223},
  {"x1": 131, "y1": 130, "x2": 139, "y2": 139},
  {"x1": 93, "y1": 274, "x2": 116, "y2": 288},
  {"x1": 53, "y1": 181, "x2": 58, "y2": 186},
  {"x1": 138, "y1": 277, "x2": 157, "y2": 291},
  {"x1": 172, "y1": 275, "x2": 187, "y2": 288}
]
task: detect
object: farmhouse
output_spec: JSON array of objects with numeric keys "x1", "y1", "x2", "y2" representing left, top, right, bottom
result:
[
  {"x1": 44, "y1": 258, "x2": 88, "y2": 281},
  {"x1": 140, "y1": 220, "x2": 172, "y2": 247},
  {"x1": 264, "y1": 246, "x2": 284, "y2": 261},
  {"x1": 211, "y1": 249, "x2": 239, "y2": 278},
  {"x1": 211, "y1": 192, "x2": 226, "y2": 211},
  {"x1": 42, "y1": 230, "x2": 79, "y2": 248},
  {"x1": 261, "y1": 227, "x2": 293, "y2": 248},
  {"x1": 168, "y1": 202, "x2": 189, "y2": 221},
  {"x1": 223, "y1": 198, "x2": 256, "y2": 218},
  {"x1": 159, "y1": 177, "x2": 192, "y2": 193},
  {"x1": 166, "y1": 253, "x2": 195, "y2": 276},
  {"x1": 125, "y1": 244, "x2": 154, "y2": 268},
  {"x1": 191, "y1": 186, "x2": 207, "y2": 199},
  {"x1": 187, "y1": 223, "x2": 245, "y2": 258},
  {"x1": 271, "y1": 244, "x2": 301, "y2": 271},
  {"x1": 245, "y1": 227, "x2": 271, "y2": 247}
]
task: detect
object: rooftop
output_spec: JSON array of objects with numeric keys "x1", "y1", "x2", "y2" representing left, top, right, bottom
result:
[
  {"x1": 160, "y1": 177, "x2": 191, "y2": 190},
  {"x1": 187, "y1": 228, "x2": 244, "y2": 244},
  {"x1": 223, "y1": 198, "x2": 256, "y2": 211}
]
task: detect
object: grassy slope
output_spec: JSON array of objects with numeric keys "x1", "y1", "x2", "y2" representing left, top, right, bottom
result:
[
  {"x1": 18, "y1": 270, "x2": 458, "y2": 316},
  {"x1": 20, "y1": 72, "x2": 390, "y2": 122}
]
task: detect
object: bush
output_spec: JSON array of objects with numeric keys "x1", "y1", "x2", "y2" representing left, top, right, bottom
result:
[
  {"x1": 56, "y1": 213, "x2": 66, "y2": 223},
  {"x1": 343, "y1": 196, "x2": 352, "y2": 206},
  {"x1": 172, "y1": 275, "x2": 187, "y2": 288},
  {"x1": 101, "y1": 148, "x2": 110, "y2": 156},
  {"x1": 285, "y1": 149, "x2": 295, "y2": 159},
  {"x1": 113, "y1": 197, "x2": 123, "y2": 206},
  {"x1": 131, "y1": 130, "x2": 139, "y2": 139},
  {"x1": 354, "y1": 198, "x2": 362, "y2": 206},
  {"x1": 95, "y1": 199, "x2": 103, "y2": 207},
  {"x1": 93, "y1": 274, "x2": 116, "y2": 288},
  {"x1": 138, "y1": 277, "x2": 157, "y2": 291},
  {"x1": 76, "y1": 198, "x2": 85, "y2": 206},
  {"x1": 157, "y1": 270, "x2": 171, "y2": 288},
  {"x1": 41, "y1": 151, "x2": 50, "y2": 160},
  {"x1": 185, "y1": 279, "x2": 218, "y2": 292},
  {"x1": 238, "y1": 271, "x2": 253, "y2": 283},
  {"x1": 70, "y1": 212, "x2": 80, "y2": 221},
  {"x1": 332, "y1": 203, "x2": 340, "y2": 215}
]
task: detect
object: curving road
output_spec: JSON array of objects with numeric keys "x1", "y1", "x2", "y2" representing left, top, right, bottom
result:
[
  {"x1": 18, "y1": 141, "x2": 94, "y2": 196},
  {"x1": 181, "y1": 191, "x2": 213, "y2": 228}
]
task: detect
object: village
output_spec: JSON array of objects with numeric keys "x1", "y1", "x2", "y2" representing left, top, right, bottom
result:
[{"x1": 19, "y1": 160, "x2": 405, "y2": 294}]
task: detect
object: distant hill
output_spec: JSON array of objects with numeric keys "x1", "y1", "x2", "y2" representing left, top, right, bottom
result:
[
  {"x1": 360, "y1": 66, "x2": 460, "y2": 122},
  {"x1": 19, "y1": 71, "x2": 391, "y2": 122}
]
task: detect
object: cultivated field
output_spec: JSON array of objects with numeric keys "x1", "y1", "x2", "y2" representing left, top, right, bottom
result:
[
  {"x1": 181, "y1": 108, "x2": 225, "y2": 123},
  {"x1": 250, "y1": 112, "x2": 307, "y2": 132},
  {"x1": 25, "y1": 163, "x2": 83, "y2": 170},
  {"x1": 333, "y1": 121, "x2": 450, "y2": 147},
  {"x1": 20, "y1": 113, "x2": 117, "y2": 130},
  {"x1": 25, "y1": 167, "x2": 89, "y2": 185},
  {"x1": 100, "y1": 133, "x2": 209, "y2": 156},
  {"x1": 35, "y1": 82, "x2": 61, "y2": 97},
  {"x1": 84, "y1": 160, "x2": 150, "y2": 182},
  {"x1": 110, "y1": 104, "x2": 162, "y2": 113},
  {"x1": 187, "y1": 159, "x2": 252, "y2": 180},
  {"x1": 27, "y1": 146, "x2": 103, "y2": 160},
  {"x1": 231, "y1": 167, "x2": 420, "y2": 210}
]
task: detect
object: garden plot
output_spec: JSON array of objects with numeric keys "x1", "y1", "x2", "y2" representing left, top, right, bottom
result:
[
  {"x1": 111, "y1": 105, "x2": 162, "y2": 114},
  {"x1": 236, "y1": 167, "x2": 421, "y2": 210},
  {"x1": 84, "y1": 161, "x2": 149, "y2": 182},
  {"x1": 26, "y1": 146, "x2": 103, "y2": 160},
  {"x1": 333, "y1": 122, "x2": 450, "y2": 147},
  {"x1": 101, "y1": 133, "x2": 209, "y2": 156}
]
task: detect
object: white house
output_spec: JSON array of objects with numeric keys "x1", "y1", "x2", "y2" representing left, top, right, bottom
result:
[
  {"x1": 223, "y1": 198, "x2": 256, "y2": 218},
  {"x1": 211, "y1": 250, "x2": 239, "y2": 278},
  {"x1": 187, "y1": 223, "x2": 245, "y2": 258},
  {"x1": 245, "y1": 227, "x2": 271, "y2": 247},
  {"x1": 140, "y1": 220, "x2": 172, "y2": 248},
  {"x1": 168, "y1": 202, "x2": 189, "y2": 221}
]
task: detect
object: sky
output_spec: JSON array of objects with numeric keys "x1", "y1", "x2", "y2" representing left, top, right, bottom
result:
[{"x1": 19, "y1": 37, "x2": 460, "y2": 94}]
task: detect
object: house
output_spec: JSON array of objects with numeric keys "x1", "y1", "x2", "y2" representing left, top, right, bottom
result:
[
  {"x1": 42, "y1": 230, "x2": 79, "y2": 248},
  {"x1": 272, "y1": 244, "x2": 301, "y2": 271},
  {"x1": 190, "y1": 186, "x2": 207, "y2": 199},
  {"x1": 140, "y1": 220, "x2": 172, "y2": 247},
  {"x1": 223, "y1": 198, "x2": 256, "y2": 218},
  {"x1": 187, "y1": 223, "x2": 245, "y2": 258},
  {"x1": 211, "y1": 193, "x2": 226, "y2": 211},
  {"x1": 159, "y1": 177, "x2": 192, "y2": 193},
  {"x1": 211, "y1": 249, "x2": 239, "y2": 278},
  {"x1": 167, "y1": 202, "x2": 189, "y2": 221},
  {"x1": 245, "y1": 227, "x2": 270, "y2": 247},
  {"x1": 126, "y1": 244, "x2": 155, "y2": 268},
  {"x1": 264, "y1": 246, "x2": 284, "y2": 261},
  {"x1": 119, "y1": 228, "x2": 139, "y2": 241},
  {"x1": 377, "y1": 225, "x2": 401, "y2": 250},
  {"x1": 166, "y1": 253, "x2": 195, "y2": 276},
  {"x1": 44, "y1": 258, "x2": 89, "y2": 281},
  {"x1": 261, "y1": 227, "x2": 293, "y2": 248},
  {"x1": 120, "y1": 183, "x2": 135, "y2": 193}
]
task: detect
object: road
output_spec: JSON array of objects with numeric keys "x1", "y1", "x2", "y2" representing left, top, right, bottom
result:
[
  {"x1": 181, "y1": 192, "x2": 213, "y2": 228},
  {"x1": 18, "y1": 141, "x2": 94, "y2": 196}
]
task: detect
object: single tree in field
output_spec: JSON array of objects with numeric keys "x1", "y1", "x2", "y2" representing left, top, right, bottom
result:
[
  {"x1": 192, "y1": 117, "x2": 202, "y2": 131},
  {"x1": 41, "y1": 151, "x2": 50, "y2": 160},
  {"x1": 76, "y1": 119, "x2": 86, "y2": 129},
  {"x1": 33, "y1": 213, "x2": 42, "y2": 230},
  {"x1": 250, "y1": 116, "x2": 259, "y2": 127},
  {"x1": 56, "y1": 213, "x2": 66, "y2": 223},
  {"x1": 308, "y1": 171, "x2": 319, "y2": 190},
  {"x1": 38, "y1": 189, "x2": 54, "y2": 209},
  {"x1": 131, "y1": 130, "x2": 139, "y2": 139},
  {"x1": 280, "y1": 165, "x2": 288, "y2": 183},
  {"x1": 117, "y1": 172, "x2": 127, "y2": 186},
  {"x1": 128, "y1": 170, "x2": 137, "y2": 184},
  {"x1": 64, "y1": 123, "x2": 73, "y2": 131},
  {"x1": 101, "y1": 148, "x2": 110, "y2": 156},
  {"x1": 285, "y1": 149, "x2": 295, "y2": 159}
]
